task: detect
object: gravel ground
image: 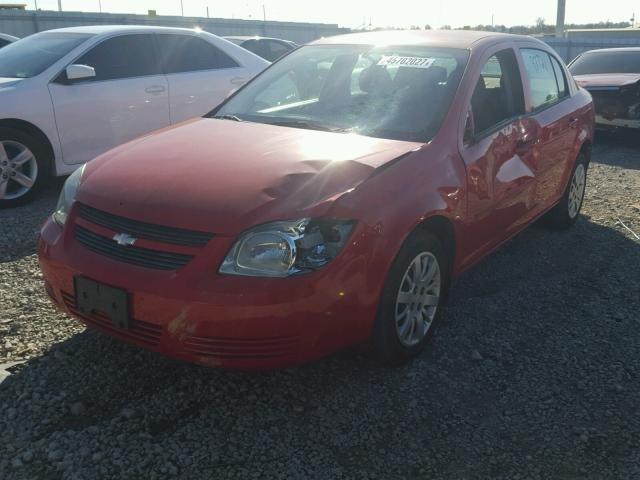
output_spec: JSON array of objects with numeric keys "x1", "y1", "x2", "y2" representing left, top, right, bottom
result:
[{"x1": 1, "y1": 134, "x2": 639, "y2": 479}]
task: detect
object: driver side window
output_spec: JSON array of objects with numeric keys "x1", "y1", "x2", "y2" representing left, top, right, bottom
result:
[{"x1": 470, "y1": 49, "x2": 525, "y2": 136}]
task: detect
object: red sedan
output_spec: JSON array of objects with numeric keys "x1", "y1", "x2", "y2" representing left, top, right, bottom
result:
[{"x1": 38, "y1": 31, "x2": 594, "y2": 369}]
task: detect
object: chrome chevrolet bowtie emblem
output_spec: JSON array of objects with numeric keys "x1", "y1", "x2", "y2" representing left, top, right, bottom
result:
[{"x1": 112, "y1": 233, "x2": 136, "y2": 246}]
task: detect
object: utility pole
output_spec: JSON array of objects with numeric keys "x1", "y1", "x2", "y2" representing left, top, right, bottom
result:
[
  {"x1": 180, "y1": 0, "x2": 184, "y2": 16},
  {"x1": 262, "y1": 4, "x2": 266, "y2": 22},
  {"x1": 206, "y1": 6, "x2": 209, "y2": 18},
  {"x1": 98, "y1": 0, "x2": 102, "y2": 13},
  {"x1": 555, "y1": 0, "x2": 566, "y2": 38},
  {"x1": 34, "y1": 0, "x2": 38, "y2": 10},
  {"x1": 57, "y1": 0, "x2": 62, "y2": 12}
]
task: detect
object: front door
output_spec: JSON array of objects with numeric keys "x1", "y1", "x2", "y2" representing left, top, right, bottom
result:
[
  {"x1": 459, "y1": 47, "x2": 540, "y2": 265},
  {"x1": 48, "y1": 33, "x2": 170, "y2": 165}
]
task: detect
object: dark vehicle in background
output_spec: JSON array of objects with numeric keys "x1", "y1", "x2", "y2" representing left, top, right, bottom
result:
[
  {"x1": 224, "y1": 36, "x2": 297, "y2": 62},
  {"x1": 0, "y1": 33, "x2": 18, "y2": 48},
  {"x1": 569, "y1": 48, "x2": 640, "y2": 130}
]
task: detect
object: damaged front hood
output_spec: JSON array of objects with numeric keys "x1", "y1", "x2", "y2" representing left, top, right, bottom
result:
[
  {"x1": 79, "y1": 118, "x2": 421, "y2": 234},
  {"x1": 574, "y1": 73, "x2": 640, "y2": 89}
]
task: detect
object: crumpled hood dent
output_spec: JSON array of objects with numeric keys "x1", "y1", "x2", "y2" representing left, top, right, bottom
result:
[{"x1": 79, "y1": 119, "x2": 421, "y2": 235}]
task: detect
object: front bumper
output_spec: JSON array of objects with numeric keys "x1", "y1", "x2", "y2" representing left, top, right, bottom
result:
[{"x1": 38, "y1": 217, "x2": 382, "y2": 370}]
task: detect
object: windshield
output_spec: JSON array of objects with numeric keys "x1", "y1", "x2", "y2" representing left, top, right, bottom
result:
[
  {"x1": 569, "y1": 51, "x2": 640, "y2": 75},
  {"x1": 0, "y1": 32, "x2": 92, "y2": 78},
  {"x1": 213, "y1": 44, "x2": 469, "y2": 142}
]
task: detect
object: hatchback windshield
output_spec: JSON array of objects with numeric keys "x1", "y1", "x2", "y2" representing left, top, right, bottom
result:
[
  {"x1": 214, "y1": 44, "x2": 469, "y2": 142},
  {"x1": 0, "y1": 32, "x2": 92, "y2": 78},
  {"x1": 569, "y1": 50, "x2": 640, "y2": 75}
]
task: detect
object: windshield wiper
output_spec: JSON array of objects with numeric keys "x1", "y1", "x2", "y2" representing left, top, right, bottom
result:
[
  {"x1": 213, "y1": 114, "x2": 243, "y2": 122},
  {"x1": 266, "y1": 119, "x2": 350, "y2": 133}
]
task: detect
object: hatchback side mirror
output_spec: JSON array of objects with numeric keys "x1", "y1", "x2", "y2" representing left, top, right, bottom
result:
[{"x1": 65, "y1": 64, "x2": 96, "y2": 82}]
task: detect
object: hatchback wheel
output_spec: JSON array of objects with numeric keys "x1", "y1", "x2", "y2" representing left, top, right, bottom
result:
[
  {"x1": 0, "y1": 127, "x2": 48, "y2": 208},
  {"x1": 545, "y1": 152, "x2": 588, "y2": 229},
  {"x1": 372, "y1": 231, "x2": 450, "y2": 365}
]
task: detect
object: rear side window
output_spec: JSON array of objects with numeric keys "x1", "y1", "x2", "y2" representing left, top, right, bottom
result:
[
  {"x1": 75, "y1": 34, "x2": 159, "y2": 81},
  {"x1": 521, "y1": 49, "x2": 563, "y2": 110},
  {"x1": 157, "y1": 34, "x2": 239, "y2": 73},
  {"x1": 240, "y1": 39, "x2": 265, "y2": 58},
  {"x1": 470, "y1": 48, "x2": 525, "y2": 135},
  {"x1": 550, "y1": 55, "x2": 568, "y2": 99},
  {"x1": 0, "y1": 38, "x2": 10, "y2": 48}
]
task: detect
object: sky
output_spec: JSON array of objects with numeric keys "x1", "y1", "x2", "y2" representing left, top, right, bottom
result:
[{"x1": 25, "y1": 0, "x2": 640, "y2": 29}]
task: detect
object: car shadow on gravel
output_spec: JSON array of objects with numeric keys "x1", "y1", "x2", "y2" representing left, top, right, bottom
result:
[
  {"x1": 2, "y1": 216, "x2": 640, "y2": 479},
  {"x1": 593, "y1": 130, "x2": 640, "y2": 170},
  {"x1": 0, "y1": 177, "x2": 64, "y2": 262}
]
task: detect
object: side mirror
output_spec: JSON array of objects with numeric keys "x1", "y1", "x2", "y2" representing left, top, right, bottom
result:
[
  {"x1": 463, "y1": 110, "x2": 475, "y2": 145},
  {"x1": 65, "y1": 64, "x2": 96, "y2": 82}
]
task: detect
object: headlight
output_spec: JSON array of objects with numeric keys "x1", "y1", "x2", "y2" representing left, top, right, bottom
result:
[
  {"x1": 219, "y1": 218, "x2": 355, "y2": 277},
  {"x1": 52, "y1": 165, "x2": 85, "y2": 226}
]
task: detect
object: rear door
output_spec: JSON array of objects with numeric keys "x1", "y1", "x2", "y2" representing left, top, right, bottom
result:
[
  {"x1": 519, "y1": 48, "x2": 579, "y2": 206},
  {"x1": 459, "y1": 46, "x2": 540, "y2": 260},
  {"x1": 156, "y1": 33, "x2": 249, "y2": 123},
  {"x1": 49, "y1": 33, "x2": 169, "y2": 165}
]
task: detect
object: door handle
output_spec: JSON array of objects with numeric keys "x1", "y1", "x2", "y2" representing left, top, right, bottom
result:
[
  {"x1": 145, "y1": 85, "x2": 166, "y2": 94},
  {"x1": 515, "y1": 134, "x2": 537, "y2": 155},
  {"x1": 230, "y1": 77, "x2": 246, "y2": 86},
  {"x1": 568, "y1": 116, "x2": 579, "y2": 127}
]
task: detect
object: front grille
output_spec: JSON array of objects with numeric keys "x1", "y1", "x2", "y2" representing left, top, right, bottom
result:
[
  {"x1": 62, "y1": 291, "x2": 162, "y2": 347},
  {"x1": 75, "y1": 225, "x2": 193, "y2": 270},
  {"x1": 77, "y1": 203, "x2": 213, "y2": 247},
  {"x1": 180, "y1": 334, "x2": 300, "y2": 359}
]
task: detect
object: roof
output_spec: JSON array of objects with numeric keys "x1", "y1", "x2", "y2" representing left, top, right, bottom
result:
[
  {"x1": 0, "y1": 32, "x2": 19, "y2": 41},
  {"x1": 311, "y1": 30, "x2": 534, "y2": 49},
  {"x1": 568, "y1": 28, "x2": 640, "y2": 33},
  {"x1": 40, "y1": 25, "x2": 208, "y2": 35},
  {"x1": 224, "y1": 36, "x2": 296, "y2": 44},
  {"x1": 580, "y1": 47, "x2": 640, "y2": 53}
]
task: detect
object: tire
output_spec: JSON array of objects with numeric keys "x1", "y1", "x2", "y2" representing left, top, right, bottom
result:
[
  {"x1": 545, "y1": 152, "x2": 589, "y2": 229},
  {"x1": 371, "y1": 231, "x2": 450, "y2": 366},
  {"x1": 0, "y1": 127, "x2": 50, "y2": 208}
]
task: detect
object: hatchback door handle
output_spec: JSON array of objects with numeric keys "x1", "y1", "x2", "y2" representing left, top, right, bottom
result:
[
  {"x1": 145, "y1": 85, "x2": 166, "y2": 94},
  {"x1": 230, "y1": 77, "x2": 246, "y2": 86}
]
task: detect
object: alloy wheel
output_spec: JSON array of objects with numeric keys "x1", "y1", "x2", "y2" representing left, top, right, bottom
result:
[
  {"x1": 0, "y1": 140, "x2": 38, "y2": 201},
  {"x1": 568, "y1": 163, "x2": 586, "y2": 219},
  {"x1": 395, "y1": 251, "x2": 441, "y2": 347}
]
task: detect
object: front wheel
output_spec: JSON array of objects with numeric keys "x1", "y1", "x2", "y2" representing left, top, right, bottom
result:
[
  {"x1": 371, "y1": 232, "x2": 450, "y2": 365},
  {"x1": 545, "y1": 153, "x2": 588, "y2": 229},
  {"x1": 0, "y1": 127, "x2": 49, "y2": 208}
]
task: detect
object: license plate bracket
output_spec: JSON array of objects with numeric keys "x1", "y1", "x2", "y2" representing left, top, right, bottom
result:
[{"x1": 74, "y1": 276, "x2": 130, "y2": 329}]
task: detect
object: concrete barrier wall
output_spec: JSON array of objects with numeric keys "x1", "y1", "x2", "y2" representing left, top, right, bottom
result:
[
  {"x1": 543, "y1": 37, "x2": 640, "y2": 63},
  {"x1": 0, "y1": 10, "x2": 349, "y2": 44}
]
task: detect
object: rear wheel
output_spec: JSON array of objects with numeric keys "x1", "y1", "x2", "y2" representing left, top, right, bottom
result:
[
  {"x1": 372, "y1": 231, "x2": 450, "y2": 365},
  {"x1": 545, "y1": 153, "x2": 588, "y2": 229},
  {"x1": 0, "y1": 127, "x2": 49, "y2": 208}
]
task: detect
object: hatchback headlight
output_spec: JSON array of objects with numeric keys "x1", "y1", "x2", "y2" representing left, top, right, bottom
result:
[
  {"x1": 219, "y1": 218, "x2": 355, "y2": 277},
  {"x1": 52, "y1": 165, "x2": 85, "y2": 226}
]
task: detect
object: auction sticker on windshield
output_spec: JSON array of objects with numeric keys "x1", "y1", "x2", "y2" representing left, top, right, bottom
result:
[{"x1": 377, "y1": 56, "x2": 436, "y2": 68}]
